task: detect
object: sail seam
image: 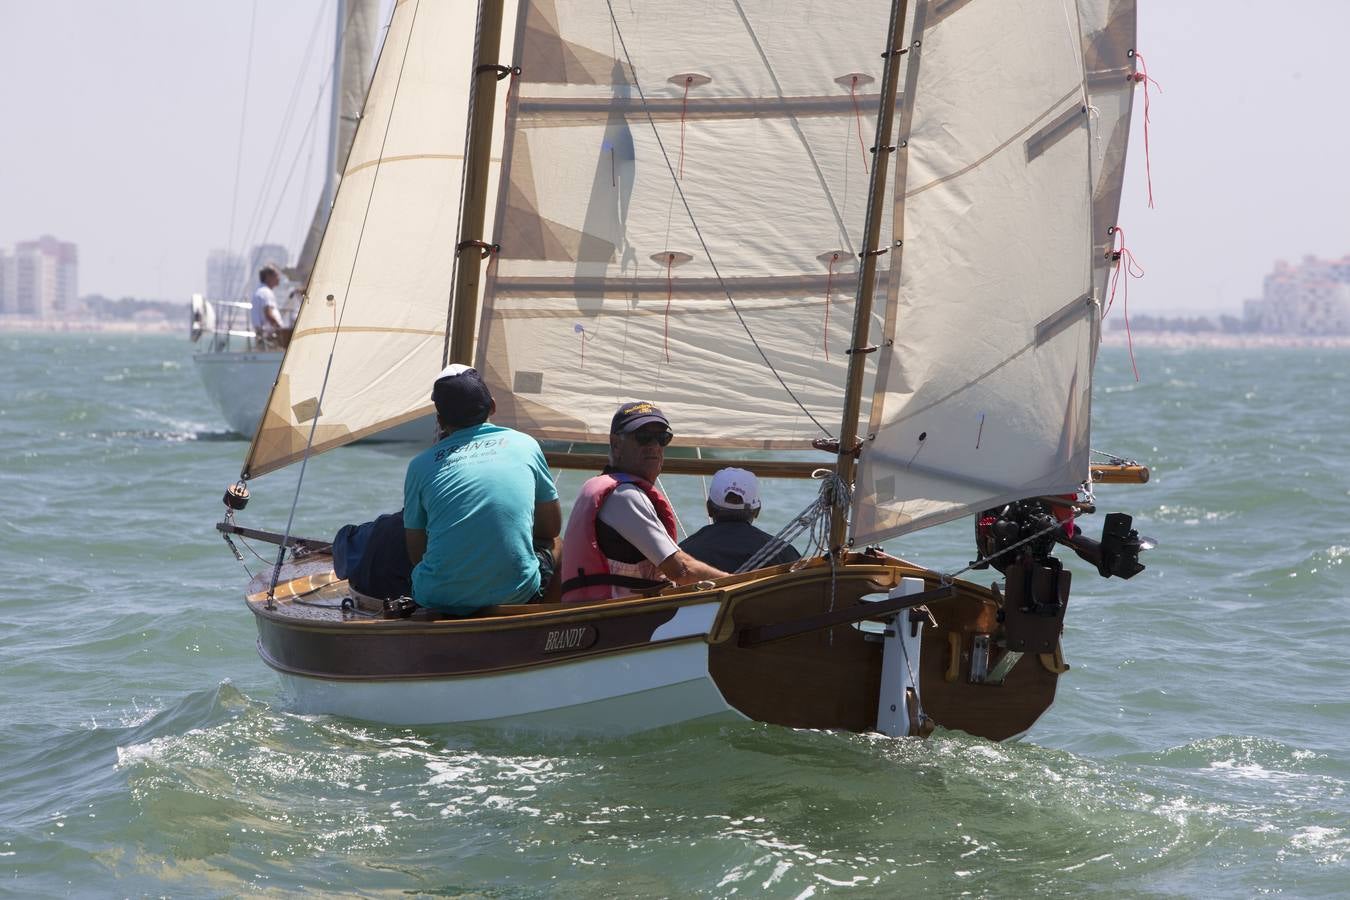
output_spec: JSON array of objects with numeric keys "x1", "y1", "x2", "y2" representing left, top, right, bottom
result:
[
  {"x1": 603, "y1": 0, "x2": 834, "y2": 438},
  {"x1": 344, "y1": 152, "x2": 472, "y2": 176}
]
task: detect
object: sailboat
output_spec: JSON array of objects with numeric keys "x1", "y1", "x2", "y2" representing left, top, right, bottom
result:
[
  {"x1": 216, "y1": 0, "x2": 1153, "y2": 740},
  {"x1": 190, "y1": 0, "x2": 431, "y2": 441}
]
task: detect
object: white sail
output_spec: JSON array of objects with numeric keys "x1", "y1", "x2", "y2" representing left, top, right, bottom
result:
[
  {"x1": 293, "y1": 0, "x2": 382, "y2": 284},
  {"x1": 852, "y1": 0, "x2": 1097, "y2": 543},
  {"x1": 474, "y1": 1, "x2": 895, "y2": 449},
  {"x1": 1078, "y1": 0, "x2": 1138, "y2": 324},
  {"x1": 244, "y1": 0, "x2": 502, "y2": 479}
]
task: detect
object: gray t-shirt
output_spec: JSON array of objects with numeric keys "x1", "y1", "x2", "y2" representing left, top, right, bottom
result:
[{"x1": 597, "y1": 483, "x2": 679, "y2": 566}]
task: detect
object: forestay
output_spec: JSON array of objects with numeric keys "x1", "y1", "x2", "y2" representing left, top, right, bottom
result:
[
  {"x1": 852, "y1": 0, "x2": 1099, "y2": 543},
  {"x1": 475, "y1": 1, "x2": 896, "y2": 450},
  {"x1": 243, "y1": 0, "x2": 506, "y2": 479}
]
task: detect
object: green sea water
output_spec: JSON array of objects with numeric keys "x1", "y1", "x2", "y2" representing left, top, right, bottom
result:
[{"x1": 2, "y1": 330, "x2": 1348, "y2": 897}]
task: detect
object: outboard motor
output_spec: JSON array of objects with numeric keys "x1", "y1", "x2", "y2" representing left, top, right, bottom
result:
[{"x1": 974, "y1": 499, "x2": 1149, "y2": 580}]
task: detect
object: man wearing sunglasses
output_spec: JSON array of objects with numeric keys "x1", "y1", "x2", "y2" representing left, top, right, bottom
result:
[{"x1": 560, "y1": 401, "x2": 727, "y2": 602}]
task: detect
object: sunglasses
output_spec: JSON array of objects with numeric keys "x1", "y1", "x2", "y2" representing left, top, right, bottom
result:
[{"x1": 631, "y1": 429, "x2": 674, "y2": 447}]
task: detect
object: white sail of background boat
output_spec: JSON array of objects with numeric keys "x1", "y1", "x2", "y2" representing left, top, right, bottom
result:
[
  {"x1": 190, "y1": 0, "x2": 432, "y2": 441},
  {"x1": 219, "y1": 0, "x2": 1153, "y2": 740}
]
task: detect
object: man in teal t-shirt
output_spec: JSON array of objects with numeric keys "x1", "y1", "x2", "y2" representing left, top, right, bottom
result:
[{"x1": 403, "y1": 364, "x2": 561, "y2": 614}]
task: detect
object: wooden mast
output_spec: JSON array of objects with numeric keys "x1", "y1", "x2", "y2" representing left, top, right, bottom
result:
[
  {"x1": 446, "y1": 1, "x2": 507, "y2": 365},
  {"x1": 829, "y1": 0, "x2": 911, "y2": 551}
]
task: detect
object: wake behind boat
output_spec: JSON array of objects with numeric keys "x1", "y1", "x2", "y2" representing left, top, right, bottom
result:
[{"x1": 215, "y1": 0, "x2": 1154, "y2": 741}]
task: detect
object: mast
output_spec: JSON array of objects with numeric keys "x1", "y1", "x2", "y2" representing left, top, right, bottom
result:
[
  {"x1": 446, "y1": 1, "x2": 507, "y2": 366},
  {"x1": 829, "y1": 0, "x2": 911, "y2": 552},
  {"x1": 321, "y1": 0, "x2": 348, "y2": 217}
]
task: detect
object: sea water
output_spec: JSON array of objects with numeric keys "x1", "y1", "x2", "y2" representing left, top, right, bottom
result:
[{"x1": 1, "y1": 331, "x2": 1347, "y2": 897}]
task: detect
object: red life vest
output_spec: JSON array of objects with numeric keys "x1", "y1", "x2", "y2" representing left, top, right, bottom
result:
[{"x1": 560, "y1": 472, "x2": 677, "y2": 603}]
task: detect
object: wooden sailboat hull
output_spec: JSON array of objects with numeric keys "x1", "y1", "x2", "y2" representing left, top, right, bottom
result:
[{"x1": 247, "y1": 554, "x2": 1063, "y2": 741}]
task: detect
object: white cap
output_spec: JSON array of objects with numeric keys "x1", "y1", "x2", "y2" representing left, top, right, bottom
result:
[
  {"x1": 436, "y1": 363, "x2": 475, "y2": 382},
  {"x1": 709, "y1": 467, "x2": 761, "y2": 511}
]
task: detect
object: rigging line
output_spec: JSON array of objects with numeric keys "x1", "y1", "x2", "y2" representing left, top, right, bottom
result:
[
  {"x1": 266, "y1": 0, "x2": 425, "y2": 601},
  {"x1": 253, "y1": 76, "x2": 332, "y2": 267},
  {"x1": 292, "y1": 98, "x2": 320, "y2": 249},
  {"x1": 604, "y1": 1, "x2": 834, "y2": 438},
  {"x1": 942, "y1": 517, "x2": 1065, "y2": 583},
  {"x1": 236, "y1": 0, "x2": 332, "y2": 263},
  {"x1": 1090, "y1": 447, "x2": 1138, "y2": 464},
  {"x1": 730, "y1": 0, "x2": 858, "y2": 254},
  {"x1": 225, "y1": 0, "x2": 261, "y2": 259}
]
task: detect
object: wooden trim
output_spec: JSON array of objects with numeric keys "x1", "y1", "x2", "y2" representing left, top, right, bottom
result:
[
  {"x1": 1090, "y1": 464, "x2": 1150, "y2": 484},
  {"x1": 737, "y1": 584, "x2": 953, "y2": 646},
  {"x1": 542, "y1": 451, "x2": 828, "y2": 478},
  {"x1": 217, "y1": 522, "x2": 332, "y2": 553},
  {"x1": 256, "y1": 629, "x2": 708, "y2": 681},
  {"x1": 447, "y1": 1, "x2": 506, "y2": 366}
]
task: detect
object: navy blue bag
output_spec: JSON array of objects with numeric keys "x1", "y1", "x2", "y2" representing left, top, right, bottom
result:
[{"x1": 332, "y1": 510, "x2": 413, "y2": 600}]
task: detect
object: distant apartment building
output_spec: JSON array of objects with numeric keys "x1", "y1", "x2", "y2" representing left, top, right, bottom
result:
[
  {"x1": 0, "y1": 249, "x2": 11, "y2": 314},
  {"x1": 205, "y1": 249, "x2": 247, "y2": 300},
  {"x1": 0, "y1": 236, "x2": 78, "y2": 318},
  {"x1": 247, "y1": 243, "x2": 289, "y2": 282},
  {"x1": 1244, "y1": 255, "x2": 1350, "y2": 335}
]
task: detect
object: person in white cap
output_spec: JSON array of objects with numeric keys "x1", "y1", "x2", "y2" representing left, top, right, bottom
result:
[
  {"x1": 402, "y1": 364, "x2": 562, "y2": 614},
  {"x1": 679, "y1": 467, "x2": 800, "y2": 572}
]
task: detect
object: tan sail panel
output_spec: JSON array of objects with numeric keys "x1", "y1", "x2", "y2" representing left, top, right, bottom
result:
[{"x1": 475, "y1": 1, "x2": 898, "y2": 450}]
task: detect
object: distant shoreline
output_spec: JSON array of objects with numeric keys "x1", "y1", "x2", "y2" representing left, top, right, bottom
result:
[
  {"x1": 1099, "y1": 330, "x2": 1350, "y2": 349},
  {"x1": 0, "y1": 317, "x2": 178, "y2": 334}
]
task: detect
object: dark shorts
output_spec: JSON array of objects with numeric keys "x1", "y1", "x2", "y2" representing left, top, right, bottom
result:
[{"x1": 530, "y1": 543, "x2": 557, "y2": 603}]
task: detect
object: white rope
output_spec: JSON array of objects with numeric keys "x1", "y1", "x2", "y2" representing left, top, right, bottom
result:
[{"x1": 735, "y1": 470, "x2": 849, "y2": 573}]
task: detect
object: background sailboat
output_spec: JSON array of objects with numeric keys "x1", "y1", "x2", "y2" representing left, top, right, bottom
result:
[
  {"x1": 190, "y1": 0, "x2": 437, "y2": 441},
  {"x1": 223, "y1": 0, "x2": 1150, "y2": 739}
]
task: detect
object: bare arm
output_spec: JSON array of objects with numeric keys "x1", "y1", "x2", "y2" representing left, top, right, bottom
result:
[
  {"x1": 405, "y1": 527, "x2": 427, "y2": 566},
  {"x1": 533, "y1": 499, "x2": 562, "y2": 544},
  {"x1": 658, "y1": 549, "x2": 727, "y2": 586},
  {"x1": 265, "y1": 305, "x2": 285, "y2": 328}
]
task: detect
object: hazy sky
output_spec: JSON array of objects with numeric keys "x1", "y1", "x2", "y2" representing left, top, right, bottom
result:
[{"x1": 2, "y1": 2, "x2": 1347, "y2": 314}]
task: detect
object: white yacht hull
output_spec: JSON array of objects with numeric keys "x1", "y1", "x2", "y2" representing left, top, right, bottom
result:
[{"x1": 193, "y1": 350, "x2": 435, "y2": 441}]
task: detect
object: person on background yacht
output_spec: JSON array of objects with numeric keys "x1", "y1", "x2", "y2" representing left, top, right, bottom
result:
[{"x1": 250, "y1": 264, "x2": 290, "y2": 348}]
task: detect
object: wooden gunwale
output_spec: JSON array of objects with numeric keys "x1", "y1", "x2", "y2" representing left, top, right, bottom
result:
[
  {"x1": 254, "y1": 631, "x2": 711, "y2": 682},
  {"x1": 246, "y1": 554, "x2": 991, "y2": 681}
]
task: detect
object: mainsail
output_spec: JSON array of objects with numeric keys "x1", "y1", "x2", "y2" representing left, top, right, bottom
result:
[
  {"x1": 852, "y1": 0, "x2": 1107, "y2": 543},
  {"x1": 475, "y1": 1, "x2": 896, "y2": 450}
]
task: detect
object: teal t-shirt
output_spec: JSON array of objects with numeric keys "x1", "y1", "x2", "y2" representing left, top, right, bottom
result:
[{"x1": 403, "y1": 423, "x2": 558, "y2": 613}]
